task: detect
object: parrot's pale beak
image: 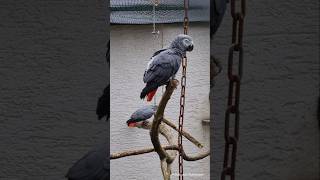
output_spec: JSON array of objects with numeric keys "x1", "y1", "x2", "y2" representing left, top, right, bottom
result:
[{"x1": 187, "y1": 44, "x2": 194, "y2": 51}]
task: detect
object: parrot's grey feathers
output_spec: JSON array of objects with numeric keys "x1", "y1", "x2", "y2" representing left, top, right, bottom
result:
[
  {"x1": 152, "y1": 48, "x2": 167, "y2": 57},
  {"x1": 140, "y1": 34, "x2": 193, "y2": 99},
  {"x1": 143, "y1": 52, "x2": 180, "y2": 84},
  {"x1": 127, "y1": 105, "x2": 157, "y2": 124},
  {"x1": 130, "y1": 105, "x2": 157, "y2": 120},
  {"x1": 169, "y1": 34, "x2": 194, "y2": 52}
]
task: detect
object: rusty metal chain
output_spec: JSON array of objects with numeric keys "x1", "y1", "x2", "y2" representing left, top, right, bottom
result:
[
  {"x1": 183, "y1": 0, "x2": 189, "y2": 35},
  {"x1": 178, "y1": 0, "x2": 189, "y2": 179},
  {"x1": 220, "y1": 0, "x2": 246, "y2": 180}
]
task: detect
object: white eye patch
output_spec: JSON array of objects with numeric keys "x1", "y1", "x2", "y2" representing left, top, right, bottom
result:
[{"x1": 182, "y1": 39, "x2": 193, "y2": 47}]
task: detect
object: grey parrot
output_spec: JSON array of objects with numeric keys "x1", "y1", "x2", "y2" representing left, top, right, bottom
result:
[
  {"x1": 65, "y1": 142, "x2": 109, "y2": 180},
  {"x1": 126, "y1": 105, "x2": 157, "y2": 127},
  {"x1": 140, "y1": 34, "x2": 194, "y2": 101}
]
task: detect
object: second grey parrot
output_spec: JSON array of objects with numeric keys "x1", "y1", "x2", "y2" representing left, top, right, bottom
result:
[
  {"x1": 126, "y1": 105, "x2": 157, "y2": 127},
  {"x1": 140, "y1": 34, "x2": 194, "y2": 101}
]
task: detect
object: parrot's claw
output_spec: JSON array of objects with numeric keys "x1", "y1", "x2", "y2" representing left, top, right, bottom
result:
[
  {"x1": 170, "y1": 79, "x2": 179, "y2": 88},
  {"x1": 142, "y1": 121, "x2": 149, "y2": 126},
  {"x1": 136, "y1": 121, "x2": 149, "y2": 129}
]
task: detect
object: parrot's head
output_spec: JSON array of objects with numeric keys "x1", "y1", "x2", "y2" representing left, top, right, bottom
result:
[{"x1": 170, "y1": 34, "x2": 194, "y2": 52}]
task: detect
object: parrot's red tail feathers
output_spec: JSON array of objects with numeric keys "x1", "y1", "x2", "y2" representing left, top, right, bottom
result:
[
  {"x1": 147, "y1": 89, "x2": 157, "y2": 102},
  {"x1": 127, "y1": 122, "x2": 137, "y2": 128}
]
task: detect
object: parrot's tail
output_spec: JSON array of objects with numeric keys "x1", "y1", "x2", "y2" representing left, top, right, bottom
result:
[
  {"x1": 126, "y1": 119, "x2": 137, "y2": 127},
  {"x1": 147, "y1": 89, "x2": 157, "y2": 101},
  {"x1": 140, "y1": 83, "x2": 159, "y2": 100}
]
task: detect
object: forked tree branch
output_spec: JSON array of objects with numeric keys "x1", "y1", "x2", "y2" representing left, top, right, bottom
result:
[
  {"x1": 111, "y1": 144, "x2": 210, "y2": 161},
  {"x1": 162, "y1": 118, "x2": 203, "y2": 148},
  {"x1": 135, "y1": 118, "x2": 203, "y2": 148},
  {"x1": 110, "y1": 80, "x2": 210, "y2": 180},
  {"x1": 111, "y1": 145, "x2": 177, "y2": 159},
  {"x1": 111, "y1": 119, "x2": 210, "y2": 161},
  {"x1": 150, "y1": 80, "x2": 179, "y2": 161}
]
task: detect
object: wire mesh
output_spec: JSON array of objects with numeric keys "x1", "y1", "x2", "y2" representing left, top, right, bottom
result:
[{"x1": 110, "y1": 0, "x2": 209, "y2": 24}]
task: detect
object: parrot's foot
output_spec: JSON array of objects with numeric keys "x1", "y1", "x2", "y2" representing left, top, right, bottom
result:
[
  {"x1": 142, "y1": 121, "x2": 149, "y2": 126},
  {"x1": 170, "y1": 79, "x2": 179, "y2": 88},
  {"x1": 136, "y1": 121, "x2": 149, "y2": 129}
]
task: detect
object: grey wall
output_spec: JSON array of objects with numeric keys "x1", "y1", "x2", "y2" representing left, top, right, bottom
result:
[
  {"x1": 0, "y1": 1, "x2": 108, "y2": 179},
  {"x1": 211, "y1": 0, "x2": 319, "y2": 180}
]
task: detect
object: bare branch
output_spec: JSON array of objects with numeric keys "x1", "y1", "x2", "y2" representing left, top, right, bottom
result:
[
  {"x1": 161, "y1": 159, "x2": 171, "y2": 180},
  {"x1": 110, "y1": 145, "x2": 178, "y2": 159},
  {"x1": 150, "y1": 80, "x2": 179, "y2": 179},
  {"x1": 137, "y1": 121, "x2": 177, "y2": 161},
  {"x1": 150, "y1": 80, "x2": 178, "y2": 161},
  {"x1": 110, "y1": 79, "x2": 210, "y2": 180},
  {"x1": 181, "y1": 148, "x2": 210, "y2": 161},
  {"x1": 111, "y1": 144, "x2": 210, "y2": 161},
  {"x1": 162, "y1": 118, "x2": 204, "y2": 148},
  {"x1": 137, "y1": 119, "x2": 204, "y2": 149}
]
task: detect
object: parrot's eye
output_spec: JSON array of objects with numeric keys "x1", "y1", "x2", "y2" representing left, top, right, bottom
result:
[{"x1": 183, "y1": 39, "x2": 192, "y2": 47}]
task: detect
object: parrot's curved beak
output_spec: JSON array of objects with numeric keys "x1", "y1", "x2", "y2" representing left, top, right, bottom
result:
[{"x1": 187, "y1": 44, "x2": 194, "y2": 51}]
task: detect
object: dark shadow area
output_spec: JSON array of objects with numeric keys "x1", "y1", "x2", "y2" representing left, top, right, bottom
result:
[
  {"x1": 210, "y1": 0, "x2": 319, "y2": 180},
  {"x1": 0, "y1": 0, "x2": 109, "y2": 179}
]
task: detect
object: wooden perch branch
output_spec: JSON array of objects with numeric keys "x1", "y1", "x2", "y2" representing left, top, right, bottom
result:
[
  {"x1": 181, "y1": 148, "x2": 210, "y2": 161},
  {"x1": 111, "y1": 143, "x2": 210, "y2": 161},
  {"x1": 150, "y1": 80, "x2": 178, "y2": 180},
  {"x1": 150, "y1": 80, "x2": 178, "y2": 160},
  {"x1": 162, "y1": 118, "x2": 204, "y2": 148},
  {"x1": 110, "y1": 80, "x2": 210, "y2": 180},
  {"x1": 111, "y1": 145, "x2": 177, "y2": 159},
  {"x1": 136, "y1": 119, "x2": 203, "y2": 148},
  {"x1": 111, "y1": 120, "x2": 209, "y2": 160}
]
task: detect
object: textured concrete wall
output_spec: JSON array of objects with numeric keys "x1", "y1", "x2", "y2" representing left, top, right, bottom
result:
[
  {"x1": 211, "y1": 0, "x2": 319, "y2": 179},
  {"x1": 0, "y1": 1, "x2": 108, "y2": 179}
]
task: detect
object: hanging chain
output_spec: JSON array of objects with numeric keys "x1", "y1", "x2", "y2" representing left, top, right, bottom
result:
[
  {"x1": 178, "y1": 0, "x2": 189, "y2": 179},
  {"x1": 220, "y1": 0, "x2": 246, "y2": 180},
  {"x1": 152, "y1": 0, "x2": 160, "y2": 35},
  {"x1": 161, "y1": 24, "x2": 165, "y2": 94},
  {"x1": 183, "y1": 0, "x2": 189, "y2": 35},
  {"x1": 151, "y1": 0, "x2": 160, "y2": 105}
]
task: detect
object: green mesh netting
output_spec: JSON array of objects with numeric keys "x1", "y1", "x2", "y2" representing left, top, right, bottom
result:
[{"x1": 110, "y1": 0, "x2": 209, "y2": 24}]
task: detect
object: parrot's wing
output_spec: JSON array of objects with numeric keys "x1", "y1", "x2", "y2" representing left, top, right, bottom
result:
[
  {"x1": 140, "y1": 106, "x2": 155, "y2": 119},
  {"x1": 151, "y1": 48, "x2": 167, "y2": 58},
  {"x1": 143, "y1": 51, "x2": 181, "y2": 84},
  {"x1": 131, "y1": 105, "x2": 155, "y2": 120}
]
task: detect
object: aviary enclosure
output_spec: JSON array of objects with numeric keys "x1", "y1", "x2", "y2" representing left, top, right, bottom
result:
[{"x1": 109, "y1": 0, "x2": 211, "y2": 179}]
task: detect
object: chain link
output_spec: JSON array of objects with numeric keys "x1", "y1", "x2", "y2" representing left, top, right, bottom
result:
[
  {"x1": 221, "y1": 0, "x2": 246, "y2": 180},
  {"x1": 178, "y1": 0, "x2": 189, "y2": 179}
]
